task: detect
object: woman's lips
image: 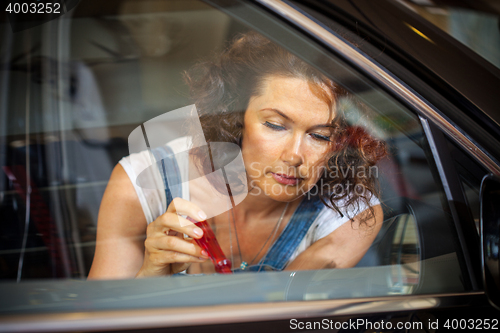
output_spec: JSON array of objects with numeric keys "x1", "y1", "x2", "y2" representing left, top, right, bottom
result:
[{"x1": 271, "y1": 173, "x2": 301, "y2": 186}]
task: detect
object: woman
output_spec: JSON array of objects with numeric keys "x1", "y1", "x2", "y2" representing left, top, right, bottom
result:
[{"x1": 88, "y1": 32, "x2": 386, "y2": 279}]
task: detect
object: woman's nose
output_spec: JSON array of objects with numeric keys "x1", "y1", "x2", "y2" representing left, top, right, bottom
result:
[{"x1": 281, "y1": 134, "x2": 304, "y2": 167}]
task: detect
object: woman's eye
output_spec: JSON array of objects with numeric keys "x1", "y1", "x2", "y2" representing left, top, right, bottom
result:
[
  {"x1": 263, "y1": 121, "x2": 286, "y2": 131},
  {"x1": 311, "y1": 133, "x2": 331, "y2": 142}
]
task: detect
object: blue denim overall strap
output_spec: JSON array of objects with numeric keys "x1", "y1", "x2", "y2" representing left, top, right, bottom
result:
[
  {"x1": 233, "y1": 195, "x2": 325, "y2": 272},
  {"x1": 151, "y1": 145, "x2": 182, "y2": 206}
]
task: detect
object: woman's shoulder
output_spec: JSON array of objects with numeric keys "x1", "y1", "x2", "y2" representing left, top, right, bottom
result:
[{"x1": 311, "y1": 194, "x2": 381, "y2": 241}]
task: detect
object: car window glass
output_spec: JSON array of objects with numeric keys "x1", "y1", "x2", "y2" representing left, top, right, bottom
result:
[
  {"x1": 0, "y1": 0, "x2": 468, "y2": 316},
  {"x1": 446, "y1": 139, "x2": 487, "y2": 234}
]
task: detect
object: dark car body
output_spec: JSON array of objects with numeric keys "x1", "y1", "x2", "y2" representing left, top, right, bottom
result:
[{"x1": 1, "y1": 0, "x2": 499, "y2": 331}]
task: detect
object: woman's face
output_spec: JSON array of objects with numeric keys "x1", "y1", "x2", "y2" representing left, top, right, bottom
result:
[{"x1": 241, "y1": 76, "x2": 335, "y2": 202}]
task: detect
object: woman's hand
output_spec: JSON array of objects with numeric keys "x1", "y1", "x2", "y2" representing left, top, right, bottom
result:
[{"x1": 136, "y1": 197, "x2": 210, "y2": 277}]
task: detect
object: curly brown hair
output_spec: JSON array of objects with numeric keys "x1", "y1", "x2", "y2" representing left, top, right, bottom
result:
[{"x1": 185, "y1": 31, "x2": 387, "y2": 224}]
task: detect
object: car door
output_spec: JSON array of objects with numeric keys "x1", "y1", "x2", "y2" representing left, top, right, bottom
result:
[{"x1": 0, "y1": 0, "x2": 499, "y2": 331}]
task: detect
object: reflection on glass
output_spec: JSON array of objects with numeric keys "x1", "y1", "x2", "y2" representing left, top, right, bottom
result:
[
  {"x1": 0, "y1": 0, "x2": 467, "y2": 319},
  {"x1": 400, "y1": 0, "x2": 500, "y2": 69}
]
